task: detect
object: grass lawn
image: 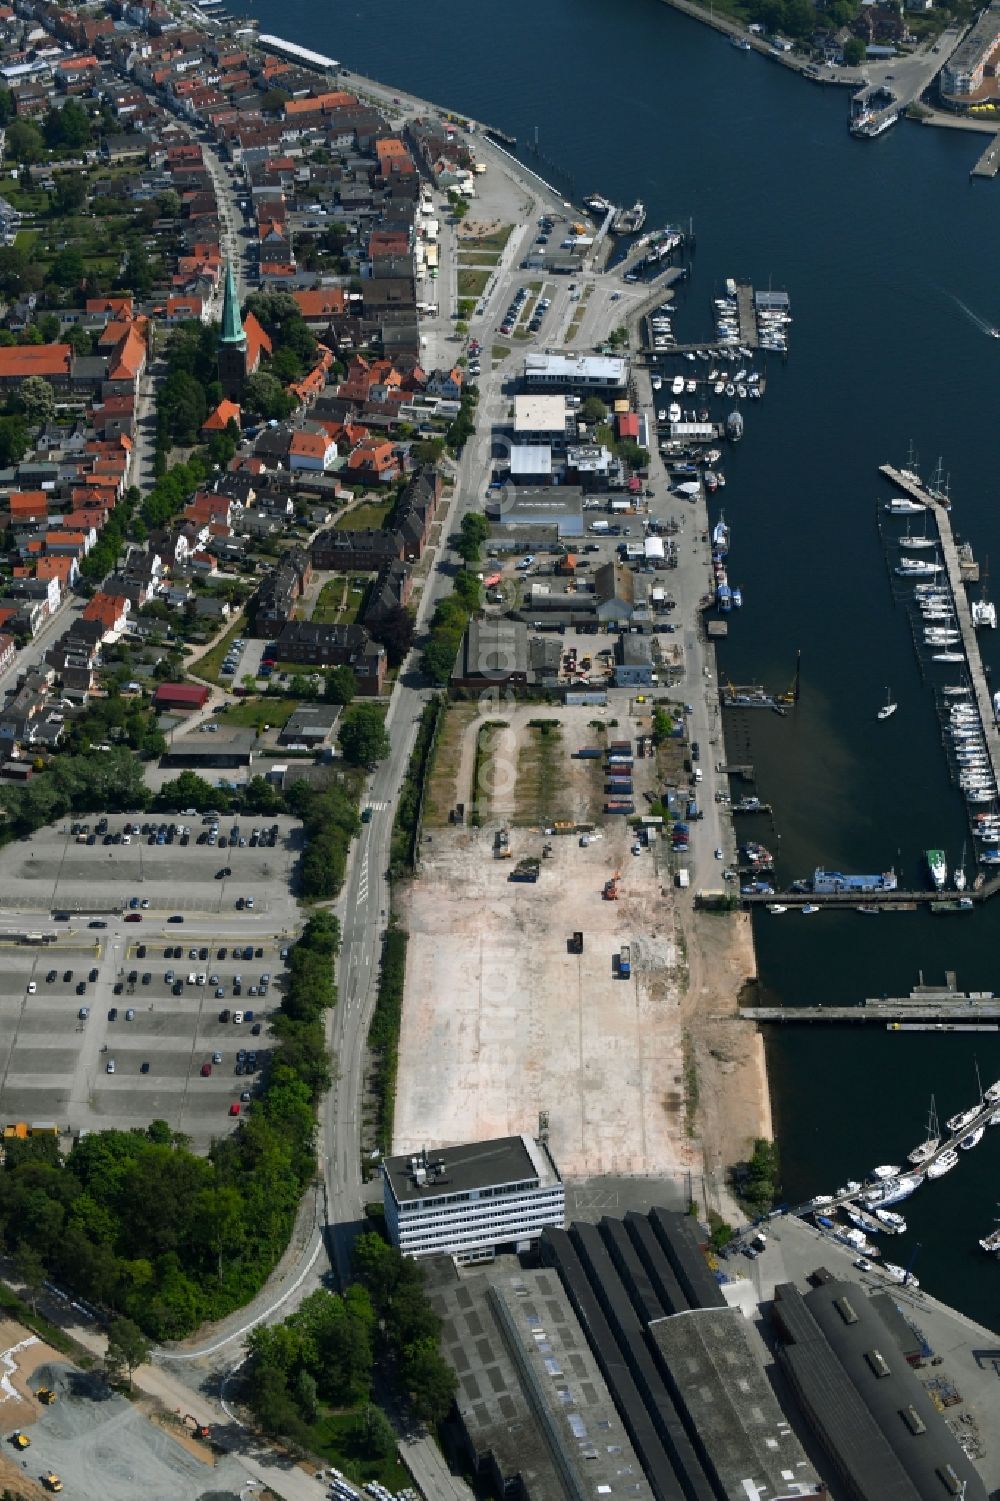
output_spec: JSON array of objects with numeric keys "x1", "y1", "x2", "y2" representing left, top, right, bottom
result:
[
  {"x1": 460, "y1": 224, "x2": 513, "y2": 252},
  {"x1": 460, "y1": 249, "x2": 502, "y2": 265},
  {"x1": 302, "y1": 1408, "x2": 412, "y2": 1490},
  {"x1": 457, "y1": 268, "x2": 490, "y2": 298},
  {"x1": 335, "y1": 500, "x2": 393, "y2": 530},
  {"x1": 220, "y1": 697, "x2": 301, "y2": 729},
  {"x1": 14, "y1": 228, "x2": 39, "y2": 251},
  {"x1": 312, "y1": 575, "x2": 371, "y2": 625},
  {"x1": 491, "y1": 344, "x2": 511, "y2": 361},
  {"x1": 566, "y1": 318, "x2": 582, "y2": 342},
  {"x1": 190, "y1": 619, "x2": 244, "y2": 685}
]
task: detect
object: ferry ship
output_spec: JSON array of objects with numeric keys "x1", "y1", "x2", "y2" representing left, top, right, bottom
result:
[
  {"x1": 643, "y1": 229, "x2": 683, "y2": 268},
  {"x1": 850, "y1": 109, "x2": 899, "y2": 140},
  {"x1": 583, "y1": 193, "x2": 612, "y2": 216}
]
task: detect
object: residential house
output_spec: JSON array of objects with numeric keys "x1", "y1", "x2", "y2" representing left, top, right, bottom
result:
[
  {"x1": 81, "y1": 592, "x2": 130, "y2": 641},
  {"x1": 274, "y1": 620, "x2": 386, "y2": 694},
  {"x1": 288, "y1": 427, "x2": 337, "y2": 472}
]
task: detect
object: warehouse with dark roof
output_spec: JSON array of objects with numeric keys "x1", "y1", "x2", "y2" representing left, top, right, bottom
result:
[{"x1": 771, "y1": 1277, "x2": 986, "y2": 1501}]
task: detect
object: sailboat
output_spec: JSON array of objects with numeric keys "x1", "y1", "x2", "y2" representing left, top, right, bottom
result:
[
  {"x1": 907, "y1": 1096, "x2": 940, "y2": 1166},
  {"x1": 953, "y1": 843, "x2": 967, "y2": 892},
  {"x1": 877, "y1": 687, "x2": 897, "y2": 721}
]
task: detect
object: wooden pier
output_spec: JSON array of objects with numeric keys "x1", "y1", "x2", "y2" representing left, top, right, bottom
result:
[
  {"x1": 740, "y1": 973, "x2": 1000, "y2": 1023},
  {"x1": 971, "y1": 131, "x2": 1000, "y2": 179},
  {"x1": 736, "y1": 282, "x2": 758, "y2": 349},
  {"x1": 881, "y1": 462, "x2": 1000, "y2": 815}
]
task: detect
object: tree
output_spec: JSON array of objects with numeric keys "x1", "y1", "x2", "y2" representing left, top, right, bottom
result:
[
  {"x1": 0, "y1": 247, "x2": 42, "y2": 297},
  {"x1": 17, "y1": 376, "x2": 56, "y2": 424},
  {"x1": 843, "y1": 36, "x2": 867, "y2": 65},
  {"x1": 44, "y1": 100, "x2": 91, "y2": 151},
  {"x1": 456, "y1": 511, "x2": 490, "y2": 563},
  {"x1": 106, "y1": 1317, "x2": 151, "y2": 1389},
  {"x1": 6, "y1": 119, "x2": 44, "y2": 164},
  {"x1": 339, "y1": 704, "x2": 390, "y2": 767},
  {"x1": 36, "y1": 313, "x2": 61, "y2": 345},
  {"x1": 50, "y1": 247, "x2": 85, "y2": 290},
  {"x1": 242, "y1": 370, "x2": 292, "y2": 422},
  {"x1": 14, "y1": 1240, "x2": 45, "y2": 1315},
  {"x1": 67, "y1": 324, "x2": 93, "y2": 358},
  {"x1": 324, "y1": 665, "x2": 357, "y2": 704},
  {"x1": 354, "y1": 1403, "x2": 397, "y2": 1460},
  {"x1": 401, "y1": 1337, "x2": 457, "y2": 1424},
  {"x1": 581, "y1": 396, "x2": 607, "y2": 424},
  {"x1": 367, "y1": 606, "x2": 414, "y2": 668},
  {"x1": 52, "y1": 173, "x2": 87, "y2": 216}
]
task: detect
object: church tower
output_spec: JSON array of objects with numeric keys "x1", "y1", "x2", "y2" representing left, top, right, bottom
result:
[{"x1": 217, "y1": 261, "x2": 248, "y2": 400}]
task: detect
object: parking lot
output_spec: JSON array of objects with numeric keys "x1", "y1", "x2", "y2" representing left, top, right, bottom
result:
[{"x1": 0, "y1": 815, "x2": 302, "y2": 1151}]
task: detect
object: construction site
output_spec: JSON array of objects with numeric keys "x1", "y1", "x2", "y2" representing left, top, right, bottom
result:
[{"x1": 394, "y1": 699, "x2": 767, "y2": 1195}]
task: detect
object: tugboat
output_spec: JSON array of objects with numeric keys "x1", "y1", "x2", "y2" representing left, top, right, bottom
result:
[{"x1": 583, "y1": 193, "x2": 612, "y2": 216}]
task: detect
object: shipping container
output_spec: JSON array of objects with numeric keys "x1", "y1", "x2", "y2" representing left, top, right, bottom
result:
[
  {"x1": 573, "y1": 748, "x2": 604, "y2": 759},
  {"x1": 604, "y1": 801, "x2": 636, "y2": 815}
]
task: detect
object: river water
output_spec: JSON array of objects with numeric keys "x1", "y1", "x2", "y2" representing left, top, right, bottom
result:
[{"x1": 251, "y1": 0, "x2": 1000, "y2": 1322}]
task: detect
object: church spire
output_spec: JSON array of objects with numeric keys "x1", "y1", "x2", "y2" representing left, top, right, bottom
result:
[{"x1": 219, "y1": 261, "x2": 245, "y2": 347}]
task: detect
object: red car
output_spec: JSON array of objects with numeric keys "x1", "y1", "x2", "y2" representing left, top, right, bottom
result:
[
  {"x1": 201, "y1": 1063, "x2": 212, "y2": 1077},
  {"x1": 228, "y1": 1102, "x2": 240, "y2": 1116},
  {"x1": 124, "y1": 914, "x2": 142, "y2": 923}
]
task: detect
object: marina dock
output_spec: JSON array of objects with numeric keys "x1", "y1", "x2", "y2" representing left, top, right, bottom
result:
[
  {"x1": 741, "y1": 973, "x2": 1000, "y2": 1024},
  {"x1": 880, "y1": 462, "x2": 1000, "y2": 805},
  {"x1": 735, "y1": 282, "x2": 758, "y2": 349},
  {"x1": 970, "y1": 131, "x2": 1000, "y2": 178}
]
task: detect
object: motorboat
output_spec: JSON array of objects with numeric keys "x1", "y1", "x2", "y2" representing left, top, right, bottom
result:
[
  {"x1": 671, "y1": 375, "x2": 685, "y2": 395},
  {"x1": 863, "y1": 1173, "x2": 922, "y2": 1207},
  {"x1": 651, "y1": 374, "x2": 662, "y2": 391},
  {"x1": 881, "y1": 1264, "x2": 919, "y2": 1288},
  {"x1": 960, "y1": 1125, "x2": 985, "y2": 1150},
  {"x1": 867, "y1": 1165, "x2": 900, "y2": 1182},
  {"x1": 926, "y1": 1149, "x2": 958, "y2": 1178},
  {"x1": 979, "y1": 1228, "x2": 1000, "y2": 1253},
  {"x1": 844, "y1": 1205, "x2": 884, "y2": 1234},
  {"x1": 767, "y1": 904, "x2": 787, "y2": 914},
  {"x1": 800, "y1": 904, "x2": 819, "y2": 914},
  {"x1": 885, "y1": 497, "x2": 925, "y2": 514},
  {"x1": 946, "y1": 1104, "x2": 980, "y2": 1133},
  {"x1": 874, "y1": 1208, "x2": 907, "y2": 1233},
  {"x1": 668, "y1": 402, "x2": 681, "y2": 423},
  {"x1": 877, "y1": 687, "x2": 897, "y2": 721}
]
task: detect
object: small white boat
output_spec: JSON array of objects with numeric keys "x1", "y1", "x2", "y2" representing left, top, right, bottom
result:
[
  {"x1": 945, "y1": 1105, "x2": 980, "y2": 1133},
  {"x1": 800, "y1": 904, "x2": 819, "y2": 915},
  {"x1": 874, "y1": 1208, "x2": 907, "y2": 1233},
  {"x1": 651, "y1": 374, "x2": 662, "y2": 391},
  {"x1": 882, "y1": 1263, "x2": 919, "y2": 1288},
  {"x1": 671, "y1": 375, "x2": 685, "y2": 395},
  {"x1": 767, "y1": 904, "x2": 788, "y2": 914},
  {"x1": 960, "y1": 1125, "x2": 985, "y2": 1150},
  {"x1": 868, "y1": 1165, "x2": 900, "y2": 1182},
  {"x1": 926, "y1": 1148, "x2": 958, "y2": 1178},
  {"x1": 877, "y1": 687, "x2": 897, "y2": 721}
]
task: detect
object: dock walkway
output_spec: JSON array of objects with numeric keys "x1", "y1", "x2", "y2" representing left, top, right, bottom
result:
[
  {"x1": 736, "y1": 283, "x2": 758, "y2": 348},
  {"x1": 971, "y1": 132, "x2": 1000, "y2": 178},
  {"x1": 880, "y1": 462, "x2": 1000, "y2": 798}
]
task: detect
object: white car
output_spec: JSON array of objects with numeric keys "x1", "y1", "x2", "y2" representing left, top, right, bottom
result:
[
  {"x1": 714, "y1": 848, "x2": 724, "y2": 860},
  {"x1": 233, "y1": 1011, "x2": 244, "y2": 1024},
  {"x1": 106, "y1": 1059, "x2": 116, "y2": 1074},
  {"x1": 26, "y1": 981, "x2": 36, "y2": 994}
]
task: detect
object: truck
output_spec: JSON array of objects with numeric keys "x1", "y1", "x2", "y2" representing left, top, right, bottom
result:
[
  {"x1": 604, "y1": 801, "x2": 636, "y2": 815},
  {"x1": 619, "y1": 944, "x2": 631, "y2": 979},
  {"x1": 573, "y1": 747, "x2": 604, "y2": 759},
  {"x1": 570, "y1": 931, "x2": 584, "y2": 954},
  {"x1": 676, "y1": 869, "x2": 690, "y2": 889}
]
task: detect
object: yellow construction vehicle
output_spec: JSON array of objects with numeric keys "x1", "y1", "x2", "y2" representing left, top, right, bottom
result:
[
  {"x1": 42, "y1": 1474, "x2": 63, "y2": 1493},
  {"x1": 36, "y1": 1388, "x2": 56, "y2": 1406},
  {"x1": 10, "y1": 1431, "x2": 30, "y2": 1449}
]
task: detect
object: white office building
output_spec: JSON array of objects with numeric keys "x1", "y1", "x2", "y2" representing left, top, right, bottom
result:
[
  {"x1": 523, "y1": 352, "x2": 628, "y2": 393},
  {"x1": 383, "y1": 1134, "x2": 565, "y2": 1262}
]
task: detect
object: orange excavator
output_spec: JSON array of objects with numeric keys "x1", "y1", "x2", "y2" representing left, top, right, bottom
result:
[{"x1": 603, "y1": 870, "x2": 621, "y2": 901}]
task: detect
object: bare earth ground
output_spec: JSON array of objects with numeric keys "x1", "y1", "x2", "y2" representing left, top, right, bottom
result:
[{"x1": 398, "y1": 702, "x2": 770, "y2": 1193}]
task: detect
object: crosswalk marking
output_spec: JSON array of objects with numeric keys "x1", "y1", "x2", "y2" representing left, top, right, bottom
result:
[
  {"x1": 357, "y1": 852, "x2": 369, "y2": 907},
  {"x1": 366, "y1": 800, "x2": 389, "y2": 812}
]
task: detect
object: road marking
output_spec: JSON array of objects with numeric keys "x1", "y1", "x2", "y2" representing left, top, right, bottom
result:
[{"x1": 356, "y1": 852, "x2": 369, "y2": 907}]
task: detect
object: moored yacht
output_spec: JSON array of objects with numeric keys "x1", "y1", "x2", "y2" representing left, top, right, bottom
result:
[{"x1": 926, "y1": 1148, "x2": 958, "y2": 1179}]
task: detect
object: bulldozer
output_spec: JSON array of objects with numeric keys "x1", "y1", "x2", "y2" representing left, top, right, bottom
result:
[
  {"x1": 10, "y1": 1431, "x2": 30, "y2": 1450},
  {"x1": 36, "y1": 1388, "x2": 56, "y2": 1406}
]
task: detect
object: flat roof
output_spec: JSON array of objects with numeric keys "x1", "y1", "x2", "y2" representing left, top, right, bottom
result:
[
  {"x1": 648, "y1": 1308, "x2": 818, "y2": 1498},
  {"x1": 513, "y1": 394, "x2": 567, "y2": 432},
  {"x1": 384, "y1": 1133, "x2": 560, "y2": 1206},
  {"x1": 510, "y1": 444, "x2": 552, "y2": 477},
  {"x1": 429, "y1": 1259, "x2": 653, "y2": 1501},
  {"x1": 523, "y1": 352, "x2": 628, "y2": 383}
]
